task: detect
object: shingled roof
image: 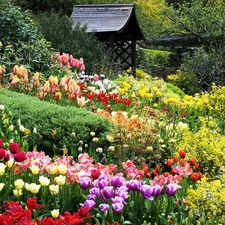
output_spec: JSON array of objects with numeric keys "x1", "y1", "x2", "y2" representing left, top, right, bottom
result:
[{"x1": 71, "y1": 4, "x2": 144, "y2": 41}]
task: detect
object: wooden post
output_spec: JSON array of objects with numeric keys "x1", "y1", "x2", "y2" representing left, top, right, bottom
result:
[{"x1": 131, "y1": 39, "x2": 136, "y2": 77}]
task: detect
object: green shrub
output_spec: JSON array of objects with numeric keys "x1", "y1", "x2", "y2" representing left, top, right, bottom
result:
[
  {"x1": 0, "y1": 88, "x2": 111, "y2": 159},
  {"x1": 165, "y1": 82, "x2": 185, "y2": 98},
  {"x1": 180, "y1": 48, "x2": 225, "y2": 92},
  {"x1": 145, "y1": 49, "x2": 171, "y2": 67},
  {"x1": 167, "y1": 70, "x2": 200, "y2": 95},
  {"x1": 0, "y1": 0, "x2": 52, "y2": 72}
]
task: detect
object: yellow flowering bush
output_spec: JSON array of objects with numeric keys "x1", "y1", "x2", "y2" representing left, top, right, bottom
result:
[
  {"x1": 187, "y1": 175, "x2": 225, "y2": 223},
  {"x1": 176, "y1": 125, "x2": 225, "y2": 177}
]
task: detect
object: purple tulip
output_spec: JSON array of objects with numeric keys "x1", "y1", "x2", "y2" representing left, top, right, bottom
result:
[
  {"x1": 112, "y1": 201, "x2": 124, "y2": 214},
  {"x1": 98, "y1": 178, "x2": 109, "y2": 189},
  {"x1": 99, "y1": 203, "x2": 110, "y2": 213},
  {"x1": 115, "y1": 186, "x2": 129, "y2": 199},
  {"x1": 89, "y1": 187, "x2": 100, "y2": 197},
  {"x1": 111, "y1": 196, "x2": 126, "y2": 205},
  {"x1": 79, "y1": 177, "x2": 92, "y2": 189},
  {"x1": 111, "y1": 176, "x2": 126, "y2": 187},
  {"x1": 152, "y1": 185, "x2": 163, "y2": 196},
  {"x1": 165, "y1": 183, "x2": 181, "y2": 196},
  {"x1": 80, "y1": 199, "x2": 96, "y2": 210},
  {"x1": 140, "y1": 185, "x2": 154, "y2": 200},
  {"x1": 126, "y1": 180, "x2": 141, "y2": 191},
  {"x1": 87, "y1": 194, "x2": 98, "y2": 201},
  {"x1": 101, "y1": 186, "x2": 114, "y2": 201}
]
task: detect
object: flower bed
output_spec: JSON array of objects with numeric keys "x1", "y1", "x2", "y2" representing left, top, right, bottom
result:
[{"x1": 1, "y1": 54, "x2": 225, "y2": 224}]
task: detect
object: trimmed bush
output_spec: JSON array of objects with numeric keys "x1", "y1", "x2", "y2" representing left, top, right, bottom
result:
[{"x1": 0, "y1": 88, "x2": 111, "y2": 158}]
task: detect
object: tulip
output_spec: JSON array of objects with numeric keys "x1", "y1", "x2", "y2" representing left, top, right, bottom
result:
[
  {"x1": 87, "y1": 194, "x2": 98, "y2": 201},
  {"x1": 57, "y1": 164, "x2": 67, "y2": 175},
  {"x1": 49, "y1": 184, "x2": 59, "y2": 195},
  {"x1": 54, "y1": 175, "x2": 66, "y2": 186},
  {"x1": 14, "y1": 179, "x2": 24, "y2": 189},
  {"x1": 14, "y1": 151, "x2": 27, "y2": 162},
  {"x1": 80, "y1": 177, "x2": 92, "y2": 189},
  {"x1": 29, "y1": 183, "x2": 41, "y2": 194},
  {"x1": 13, "y1": 189, "x2": 23, "y2": 196},
  {"x1": 0, "y1": 183, "x2": 5, "y2": 191},
  {"x1": 51, "y1": 209, "x2": 59, "y2": 218},
  {"x1": 9, "y1": 142, "x2": 20, "y2": 154},
  {"x1": 152, "y1": 185, "x2": 163, "y2": 196},
  {"x1": 167, "y1": 159, "x2": 174, "y2": 167},
  {"x1": 165, "y1": 183, "x2": 181, "y2": 196},
  {"x1": 140, "y1": 185, "x2": 154, "y2": 200},
  {"x1": 112, "y1": 202, "x2": 124, "y2": 214},
  {"x1": 126, "y1": 180, "x2": 141, "y2": 191},
  {"x1": 99, "y1": 203, "x2": 110, "y2": 213},
  {"x1": 81, "y1": 199, "x2": 96, "y2": 210},
  {"x1": 0, "y1": 163, "x2": 6, "y2": 176},
  {"x1": 178, "y1": 150, "x2": 186, "y2": 159},
  {"x1": 189, "y1": 157, "x2": 197, "y2": 166},
  {"x1": 98, "y1": 179, "x2": 109, "y2": 190},
  {"x1": 39, "y1": 176, "x2": 50, "y2": 186},
  {"x1": 49, "y1": 166, "x2": 58, "y2": 175},
  {"x1": 115, "y1": 186, "x2": 129, "y2": 199},
  {"x1": 111, "y1": 176, "x2": 126, "y2": 187},
  {"x1": 89, "y1": 187, "x2": 101, "y2": 197},
  {"x1": 30, "y1": 165, "x2": 40, "y2": 175},
  {"x1": 26, "y1": 197, "x2": 45, "y2": 210},
  {"x1": 6, "y1": 157, "x2": 13, "y2": 167},
  {"x1": 0, "y1": 148, "x2": 5, "y2": 160},
  {"x1": 101, "y1": 186, "x2": 114, "y2": 201}
]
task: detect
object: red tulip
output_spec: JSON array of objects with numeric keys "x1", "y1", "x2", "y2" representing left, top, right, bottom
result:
[
  {"x1": 167, "y1": 159, "x2": 174, "y2": 167},
  {"x1": 173, "y1": 155, "x2": 179, "y2": 162},
  {"x1": 178, "y1": 150, "x2": 186, "y2": 159},
  {"x1": 9, "y1": 142, "x2": 20, "y2": 154},
  {"x1": 26, "y1": 198, "x2": 45, "y2": 211},
  {"x1": 0, "y1": 148, "x2": 5, "y2": 160},
  {"x1": 155, "y1": 165, "x2": 161, "y2": 173},
  {"x1": 14, "y1": 151, "x2": 27, "y2": 162},
  {"x1": 190, "y1": 172, "x2": 201, "y2": 181},
  {"x1": 189, "y1": 157, "x2": 196, "y2": 166},
  {"x1": 195, "y1": 163, "x2": 201, "y2": 170}
]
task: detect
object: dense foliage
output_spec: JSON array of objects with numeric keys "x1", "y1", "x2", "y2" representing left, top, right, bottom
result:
[
  {"x1": 0, "y1": 0, "x2": 52, "y2": 72},
  {"x1": 34, "y1": 12, "x2": 111, "y2": 75}
]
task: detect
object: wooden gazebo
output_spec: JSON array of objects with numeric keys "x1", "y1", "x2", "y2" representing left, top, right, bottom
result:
[{"x1": 70, "y1": 4, "x2": 145, "y2": 76}]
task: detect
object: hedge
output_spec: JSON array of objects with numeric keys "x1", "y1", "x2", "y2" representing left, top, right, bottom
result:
[{"x1": 0, "y1": 88, "x2": 111, "y2": 158}]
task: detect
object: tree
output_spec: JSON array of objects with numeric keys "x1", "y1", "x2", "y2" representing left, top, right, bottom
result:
[
  {"x1": 0, "y1": 0, "x2": 52, "y2": 72},
  {"x1": 164, "y1": 0, "x2": 225, "y2": 52},
  {"x1": 165, "y1": 0, "x2": 225, "y2": 91},
  {"x1": 35, "y1": 12, "x2": 111, "y2": 74}
]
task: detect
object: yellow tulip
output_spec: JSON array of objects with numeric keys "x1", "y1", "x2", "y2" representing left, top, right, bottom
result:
[
  {"x1": 49, "y1": 184, "x2": 59, "y2": 195},
  {"x1": 54, "y1": 175, "x2": 66, "y2": 186},
  {"x1": 51, "y1": 209, "x2": 59, "y2": 218},
  {"x1": 13, "y1": 189, "x2": 23, "y2": 196},
  {"x1": 39, "y1": 176, "x2": 50, "y2": 186},
  {"x1": 14, "y1": 179, "x2": 24, "y2": 190},
  {"x1": 30, "y1": 165, "x2": 40, "y2": 175},
  {"x1": 29, "y1": 183, "x2": 41, "y2": 194},
  {"x1": 0, "y1": 163, "x2": 6, "y2": 175}
]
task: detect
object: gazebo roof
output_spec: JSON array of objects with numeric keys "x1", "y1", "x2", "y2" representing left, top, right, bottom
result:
[{"x1": 71, "y1": 4, "x2": 144, "y2": 41}]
